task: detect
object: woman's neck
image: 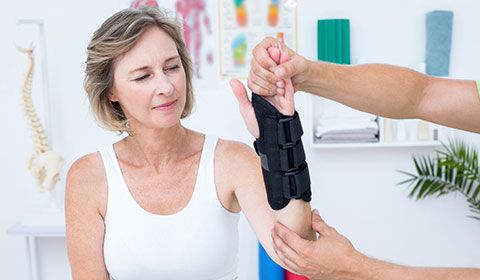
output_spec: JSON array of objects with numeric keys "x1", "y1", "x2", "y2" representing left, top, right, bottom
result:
[{"x1": 123, "y1": 123, "x2": 192, "y2": 171}]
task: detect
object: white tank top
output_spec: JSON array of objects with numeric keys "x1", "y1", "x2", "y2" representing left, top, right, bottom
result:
[{"x1": 99, "y1": 135, "x2": 240, "y2": 280}]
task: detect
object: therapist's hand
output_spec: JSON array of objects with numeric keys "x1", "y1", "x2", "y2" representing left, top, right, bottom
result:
[
  {"x1": 272, "y1": 209, "x2": 362, "y2": 280},
  {"x1": 249, "y1": 37, "x2": 311, "y2": 96}
]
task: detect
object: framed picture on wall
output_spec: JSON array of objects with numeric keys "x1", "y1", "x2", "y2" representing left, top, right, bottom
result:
[
  {"x1": 129, "y1": 0, "x2": 218, "y2": 84},
  {"x1": 217, "y1": 0, "x2": 297, "y2": 79}
]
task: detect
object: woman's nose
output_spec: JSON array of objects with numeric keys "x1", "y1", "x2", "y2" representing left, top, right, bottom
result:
[{"x1": 154, "y1": 74, "x2": 174, "y2": 96}]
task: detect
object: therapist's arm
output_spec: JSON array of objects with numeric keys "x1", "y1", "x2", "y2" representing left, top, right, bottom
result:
[
  {"x1": 250, "y1": 37, "x2": 480, "y2": 133},
  {"x1": 300, "y1": 62, "x2": 480, "y2": 133},
  {"x1": 363, "y1": 260, "x2": 480, "y2": 280},
  {"x1": 272, "y1": 210, "x2": 480, "y2": 280}
]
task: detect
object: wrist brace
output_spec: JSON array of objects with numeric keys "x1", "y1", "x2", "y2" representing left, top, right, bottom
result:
[{"x1": 251, "y1": 93, "x2": 311, "y2": 210}]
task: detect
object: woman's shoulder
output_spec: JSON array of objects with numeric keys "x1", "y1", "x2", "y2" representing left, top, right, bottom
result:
[
  {"x1": 66, "y1": 151, "x2": 107, "y2": 201},
  {"x1": 65, "y1": 151, "x2": 109, "y2": 222},
  {"x1": 67, "y1": 152, "x2": 104, "y2": 182}
]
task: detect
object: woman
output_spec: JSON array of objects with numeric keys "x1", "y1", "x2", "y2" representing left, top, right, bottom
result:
[{"x1": 65, "y1": 7, "x2": 313, "y2": 280}]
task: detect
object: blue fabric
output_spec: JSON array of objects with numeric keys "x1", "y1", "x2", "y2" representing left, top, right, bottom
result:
[
  {"x1": 426, "y1": 10, "x2": 454, "y2": 77},
  {"x1": 259, "y1": 243, "x2": 285, "y2": 280}
]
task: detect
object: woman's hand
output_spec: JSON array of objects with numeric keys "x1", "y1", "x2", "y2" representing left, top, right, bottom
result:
[{"x1": 229, "y1": 45, "x2": 295, "y2": 138}]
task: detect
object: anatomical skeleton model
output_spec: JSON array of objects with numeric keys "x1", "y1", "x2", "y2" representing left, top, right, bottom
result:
[{"x1": 17, "y1": 44, "x2": 65, "y2": 193}]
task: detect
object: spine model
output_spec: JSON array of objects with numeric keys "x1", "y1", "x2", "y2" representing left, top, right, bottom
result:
[{"x1": 17, "y1": 45, "x2": 65, "y2": 193}]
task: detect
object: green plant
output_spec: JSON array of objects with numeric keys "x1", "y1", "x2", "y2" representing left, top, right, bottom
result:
[{"x1": 398, "y1": 139, "x2": 480, "y2": 220}]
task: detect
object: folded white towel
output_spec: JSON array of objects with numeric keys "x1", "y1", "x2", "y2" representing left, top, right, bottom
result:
[
  {"x1": 315, "y1": 121, "x2": 379, "y2": 138},
  {"x1": 320, "y1": 129, "x2": 378, "y2": 138},
  {"x1": 315, "y1": 137, "x2": 379, "y2": 144},
  {"x1": 318, "y1": 133, "x2": 377, "y2": 140}
]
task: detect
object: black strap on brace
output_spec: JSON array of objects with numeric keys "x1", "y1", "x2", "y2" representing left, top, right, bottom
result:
[{"x1": 251, "y1": 93, "x2": 311, "y2": 210}]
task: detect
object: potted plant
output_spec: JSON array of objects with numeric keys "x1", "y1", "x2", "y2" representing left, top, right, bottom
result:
[{"x1": 399, "y1": 140, "x2": 480, "y2": 220}]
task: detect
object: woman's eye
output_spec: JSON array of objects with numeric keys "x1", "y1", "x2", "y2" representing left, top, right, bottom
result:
[
  {"x1": 134, "y1": 74, "x2": 149, "y2": 81},
  {"x1": 165, "y1": 65, "x2": 180, "y2": 72}
]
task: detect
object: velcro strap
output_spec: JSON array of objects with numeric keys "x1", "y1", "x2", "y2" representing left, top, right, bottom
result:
[
  {"x1": 282, "y1": 164, "x2": 310, "y2": 199},
  {"x1": 279, "y1": 141, "x2": 306, "y2": 171},
  {"x1": 254, "y1": 140, "x2": 271, "y2": 171},
  {"x1": 277, "y1": 112, "x2": 303, "y2": 148}
]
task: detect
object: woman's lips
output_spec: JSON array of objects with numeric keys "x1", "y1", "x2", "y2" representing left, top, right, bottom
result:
[{"x1": 152, "y1": 100, "x2": 177, "y2": 111}]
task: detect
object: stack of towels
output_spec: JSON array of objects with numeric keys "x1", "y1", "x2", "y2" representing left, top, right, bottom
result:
[{"x1": 315, "y1": 100, "x2": 379, "y2": 144}]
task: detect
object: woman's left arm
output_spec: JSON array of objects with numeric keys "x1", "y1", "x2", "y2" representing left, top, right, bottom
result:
[
  {"x1": 228, "y1": 68, "x2": 315, "y2": 266},
  {"x1": 217, "y1": 139, "x2": 314, "y2": 267}
]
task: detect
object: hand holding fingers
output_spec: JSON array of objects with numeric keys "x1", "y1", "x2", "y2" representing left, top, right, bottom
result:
[
  {"x1": 248, "y1": 67, "x2": 277, "y2": 95},
  {"x1": 267, "y1": 46, "x2": 281, "y2": 65},
  {"x1": 247, "y1": 78, "x2": 270, "y2": 96},
  {"x1": 249, "y1": 40, "x2": 282, "y2": 96},
  {"x1": 250, "y1": 57, "x2": 279, "y2": 91},
  {"x1": 265, "y1": 48, "x2": 295, "y2": 115},
  {"x1": 279, "y1": 50, "x2": 295, "y2": 111},
  {"x1": 252, "y1": 37, "x2": 278, "y2": 69},
  {"x1": 248, "y1": 39, "x2": 296, "y2": 115}
]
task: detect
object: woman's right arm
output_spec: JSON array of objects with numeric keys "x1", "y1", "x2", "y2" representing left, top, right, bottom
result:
[{"x1": 65, "y1": 154, "x2": 109, "y2": 280}]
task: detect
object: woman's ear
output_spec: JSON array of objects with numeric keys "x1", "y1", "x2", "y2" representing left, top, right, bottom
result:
[
  {"x1": 109, "y1": 94, "x2": 119, "y2": 102},
  {"x1": 109, "y1": 88, "x2": 119, "y2": 102}
]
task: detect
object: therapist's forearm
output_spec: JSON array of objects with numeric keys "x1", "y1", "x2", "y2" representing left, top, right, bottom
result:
[
  {"x1": 298, "y1": 62, "x2": 428, "y2": 119},
  {"x1": 355, "y1": 255, "x2": 480, "y2": 280},
  {"x1": 297, "y1": 61, "x2": 480, "y2": 133}
]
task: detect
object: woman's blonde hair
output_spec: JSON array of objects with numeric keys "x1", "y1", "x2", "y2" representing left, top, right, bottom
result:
[{"x1": 84, "y1": 7, "x2": 194, "y2": 132}]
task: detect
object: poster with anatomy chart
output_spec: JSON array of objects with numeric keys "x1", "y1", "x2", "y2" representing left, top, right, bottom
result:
[
  {"x1": 218, "y1": 0, "x2": 297, "y2": 79},
  {"x1": 129, "y1": 0, "x2": 217, "y2": 82}
]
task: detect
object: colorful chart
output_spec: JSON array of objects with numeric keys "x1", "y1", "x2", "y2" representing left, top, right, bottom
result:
[
  {"x1": 232, "y1": 34, "x2": 247, "y2": 67},
  {"x1": 219, "y1": 0, "x2": 297, "y2": 78},
  {"x1": 233, "y1": 0, "x2": 248, "y2": 27},
  {"x1": 268, "y1": 0, "x2": 280, "y2": 27}
]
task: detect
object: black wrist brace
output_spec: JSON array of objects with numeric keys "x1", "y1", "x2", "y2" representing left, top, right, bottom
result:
[{"x1": 251, "y1": 93, "x2": 311, "y2": 210}]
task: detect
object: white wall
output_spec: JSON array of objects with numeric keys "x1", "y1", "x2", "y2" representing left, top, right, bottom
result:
[{"x1": 1, "y1": 0, "x2": 479, "y2": 279}]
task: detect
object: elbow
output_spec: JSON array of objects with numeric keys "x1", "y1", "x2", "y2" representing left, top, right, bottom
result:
[{"x1": 275, "y1": 200, "x2": 315, "y2": 240}]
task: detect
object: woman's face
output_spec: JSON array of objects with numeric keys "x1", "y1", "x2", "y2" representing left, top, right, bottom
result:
[{"x1": 111, "y1": 26, "x2": 187, "y2": 130}]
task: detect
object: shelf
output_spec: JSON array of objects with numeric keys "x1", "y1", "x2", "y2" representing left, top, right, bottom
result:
[
  {"x1": 310, "y1": 140, "x2": 443, "y2": 149},
  {"x1": 308, "y1": 95, "x2": 454, "y2": 149}
]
